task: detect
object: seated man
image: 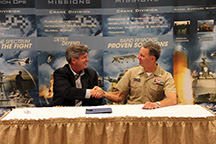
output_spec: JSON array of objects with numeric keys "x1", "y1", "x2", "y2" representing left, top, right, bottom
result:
[
  {"x1": 50, "y1": 44, "x2": 103, "y2": 106},
  {"x1": 94, "y1": 42, "x2": 177, "y2": 109}
]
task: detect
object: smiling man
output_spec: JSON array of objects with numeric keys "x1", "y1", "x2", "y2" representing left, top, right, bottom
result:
[
  {"x1": 50, "y1": 44, "x2": 103, "y2": 106},
  {"x1": 94, "y1": 41, "x2": 177, "y2": 109}
]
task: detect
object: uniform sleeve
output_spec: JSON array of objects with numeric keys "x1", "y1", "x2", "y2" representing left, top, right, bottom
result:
[
  {"x1": 164, "y1": 72, "x2": 177, "y2": 95},
  {"x1": 115, "y1": 69, "x2": 132, "y2": 95}
]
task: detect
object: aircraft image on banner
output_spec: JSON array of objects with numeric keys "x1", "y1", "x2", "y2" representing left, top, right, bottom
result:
[
  {"x1": 7, "y1": 57, "x2": 32, "y2": 66},
  {"x1": 111, "y1": 54, "x2": 137, "y2": 63},
  {"x1": 47, "y1": 55, "x2": 54, "y2": 63},
  {"x1": 211, "y1": 52, "x2": 216, "y2": 57}
]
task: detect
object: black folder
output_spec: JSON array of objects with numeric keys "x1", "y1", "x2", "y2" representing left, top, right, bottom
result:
[{"x1": 85, "y1": 107, "x2": 112, "y2": 114}]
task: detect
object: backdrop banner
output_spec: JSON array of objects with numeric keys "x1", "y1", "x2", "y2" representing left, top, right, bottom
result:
[{"x1": 0, "y1": 0, "x2": 215, "y2": 113}]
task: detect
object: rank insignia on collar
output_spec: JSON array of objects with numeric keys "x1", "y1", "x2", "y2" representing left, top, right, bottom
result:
[{"x1": 153, "y1": 78, "x2": 164, "y2": 86}]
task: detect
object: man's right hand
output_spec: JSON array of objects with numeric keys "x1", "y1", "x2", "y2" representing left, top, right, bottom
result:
[{"x1": 90, "y1": 86, "x2": 105, "y2": 99}]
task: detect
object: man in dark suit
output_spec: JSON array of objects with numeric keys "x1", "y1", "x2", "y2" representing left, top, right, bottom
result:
[{"x1": 50, "y1": 44, "x2": 103, "y2": 106}]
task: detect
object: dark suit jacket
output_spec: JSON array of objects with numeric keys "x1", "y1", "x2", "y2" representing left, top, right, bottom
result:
[{"x1": 50, "y1": 64, "x2": 102, "y2": 106}]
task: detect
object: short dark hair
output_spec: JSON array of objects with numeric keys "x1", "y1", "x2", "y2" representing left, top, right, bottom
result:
[
  {"x1": 65, "y1": 44, "x2": 88, "y2": 63},
  {"x1": 143, "y1": 42, "x2": 161, "y2": 61}
]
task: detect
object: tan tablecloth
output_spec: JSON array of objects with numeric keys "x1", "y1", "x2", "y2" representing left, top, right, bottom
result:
[{"x1": 0, "y1": 105, "x2": 215, "y2": 144}]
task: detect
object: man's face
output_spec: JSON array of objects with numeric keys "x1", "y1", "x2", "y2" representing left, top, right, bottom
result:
[
  {"x1": 73, "y1": 52, "x2": 89, "y2": 71},
  {"x1": 137, "y1": 47, "x2": 153, "y2": 67}
]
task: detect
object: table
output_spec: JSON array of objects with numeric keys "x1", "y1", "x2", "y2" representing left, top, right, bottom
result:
[{"x1": 0, "y1": 104, "x2": 215, "y2": 144}]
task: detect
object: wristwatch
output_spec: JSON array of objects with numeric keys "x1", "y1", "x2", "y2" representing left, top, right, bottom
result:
[{"x1": 156, "y1": 102, "x2": 161, "y2": 108}]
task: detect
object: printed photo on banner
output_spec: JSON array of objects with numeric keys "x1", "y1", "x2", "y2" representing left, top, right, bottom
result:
[{"x1": 0, "y1": 50, "x2": 38, "y2": 108}]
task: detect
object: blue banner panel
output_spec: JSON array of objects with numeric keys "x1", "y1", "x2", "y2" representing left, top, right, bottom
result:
[
  {"x1": 0, "y1": 15, "x2": 36, "y2": 37},
  {"x1": 102, "y1": 13, "x2": 173, "y2": 37},
  {"x1": 37, "y1": 14, "x2": 102, "y2": 37}
]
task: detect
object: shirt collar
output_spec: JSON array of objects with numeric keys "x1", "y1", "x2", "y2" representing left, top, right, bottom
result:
[
  {"x1": 138, "y1": 63, "x2": 161, "y2": 76},
  {"x1": 69, "y1": 64, "x2": 85, "y2": 77},
  {"x1": 152, "y1": 64, "x2": 162, "y2": 76}
]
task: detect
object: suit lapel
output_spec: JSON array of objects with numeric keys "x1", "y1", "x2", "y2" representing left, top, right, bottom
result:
[
  {"x1": 81, "y1": 73, "x2": 88, "y2": 88},
  {"x1": 64, "y1": 64, "x2": 76, "y2": 86}
]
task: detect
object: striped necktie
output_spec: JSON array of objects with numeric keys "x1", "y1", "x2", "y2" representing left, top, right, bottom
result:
[{"x1": 75, "y1": 74, "x2": 82, "y2": 106}]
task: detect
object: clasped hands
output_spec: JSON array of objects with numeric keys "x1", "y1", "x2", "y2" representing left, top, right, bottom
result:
[{"x1": 90, "y1": 86, "x2": 105, "y2": 99}]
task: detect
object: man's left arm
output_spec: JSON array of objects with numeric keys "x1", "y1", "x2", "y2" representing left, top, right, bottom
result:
[
  {"x1": 142, "y1": 93, "x2": 177, "y2": 109},
  {"x1": 160, "y1": 92, "x2": 177, "y2": 107},
  {"x1": 142, "y1": 72, "x2": 177, "y2": 109}
]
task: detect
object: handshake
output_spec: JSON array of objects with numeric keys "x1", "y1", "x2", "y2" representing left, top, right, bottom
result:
[{"x1": 90, "y1": 86, "x2": 105, "y2": 99}]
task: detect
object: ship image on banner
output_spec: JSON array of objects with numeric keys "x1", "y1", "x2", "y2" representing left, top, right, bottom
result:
[{"x1": 192, "y1": 56, "x2": 216, "y2": 104}]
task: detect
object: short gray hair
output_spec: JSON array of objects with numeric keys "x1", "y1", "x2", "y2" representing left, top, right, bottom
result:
[
  {"x1": 143, "y1": 42, "x2": 161, "y2": 61},
  {"x1": 65, "y1": 44, "x2": 88, "y2": 63}
]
